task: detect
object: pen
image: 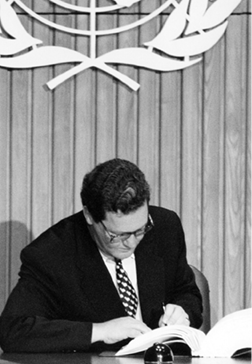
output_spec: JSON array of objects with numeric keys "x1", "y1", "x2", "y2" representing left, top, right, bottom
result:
[
  {"x1": 162, "y1": 302, "x2": 168, "y2": 326},
  {"x1": 162, "y1": 302, "x2": 166, "y2": 313}
]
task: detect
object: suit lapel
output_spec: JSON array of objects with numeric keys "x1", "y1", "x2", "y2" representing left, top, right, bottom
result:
[{"x1": 75, "y1": 219, "x2": 126, "y2": 321}]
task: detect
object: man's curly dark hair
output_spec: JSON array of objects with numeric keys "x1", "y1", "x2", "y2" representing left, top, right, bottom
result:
[{"x1": 80, "y1": 158, "x2": 150, "y2": 222}]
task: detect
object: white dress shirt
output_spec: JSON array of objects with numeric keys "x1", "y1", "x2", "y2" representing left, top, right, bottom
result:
[{"x1": 99, "y1": 251, "x2": 143, "y2": 321}]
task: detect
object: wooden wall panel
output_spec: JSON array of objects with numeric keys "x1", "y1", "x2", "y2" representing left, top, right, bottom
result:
[
  {"x1": 138, "y1": 14, "x2": 162, "y2": 206},
  {"x1": 96, "y1": 15, "x2": 118, "y2": 163},
  {"x1": 245, "y1": 7, "x2": 251, "y2": 309},
  {"x1": 181, "y1": 62, "x2": 203, "y2": 267},
  {"x1": 75, "y1": 13, "x2": 96, "y2": 212},
  {"x1": 0, "y1": 68, "x2": 11, "y2": 305},
  {"x1": 52, "y1": 15, "x2": 76, "y2": 222},
  {"x1": 0, "y1": 0, "x2": 250, "y2": 328},
  {"x1": 32, "y1": 16, "x2": 54, "y2": 236},
  {"x1": 9, "y1": 60, "x2": 33, "y2": 291},
  {"x1": 117, "y1": 15, "x2": 139, "y2": 162},
  {"x1": 224, "y1": 14, "x2": 250, "y2": 316},
  {"x1": 160, "y1": 70, "x2": 182, "y2": 213},
  {"x1": 201, "y1": 36, "x2": 226, "y2": 323}
]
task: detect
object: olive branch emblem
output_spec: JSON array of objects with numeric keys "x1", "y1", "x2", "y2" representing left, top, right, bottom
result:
[{"x1": 0, "y1": 0, "x2": 242, "y2": 91}]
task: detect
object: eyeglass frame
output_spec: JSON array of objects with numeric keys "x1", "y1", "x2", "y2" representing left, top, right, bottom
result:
[{"x1": 100, "y1": 214, "x2": 154, "y2": 244}]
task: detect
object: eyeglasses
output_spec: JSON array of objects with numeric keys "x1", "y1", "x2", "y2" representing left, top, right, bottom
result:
[{"x1": 100, "y1": 214, "x2": 154, "y2": 244}]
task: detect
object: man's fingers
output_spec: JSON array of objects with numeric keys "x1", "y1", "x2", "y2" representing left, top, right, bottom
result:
[{"x1": 159, "y1": 304, "x2": 190, "y2": 326}]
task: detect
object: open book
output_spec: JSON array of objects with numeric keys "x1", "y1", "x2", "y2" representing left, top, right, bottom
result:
[{"x1": 115, "y1": 308, "x2": 252, "y2": 358}]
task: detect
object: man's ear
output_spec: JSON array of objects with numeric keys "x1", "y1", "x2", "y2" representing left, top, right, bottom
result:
[{"x1": 83, "y1": 206, "x2": 93, "y2": 225}]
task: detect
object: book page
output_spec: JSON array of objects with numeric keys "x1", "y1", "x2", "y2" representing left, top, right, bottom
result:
[
  {"x1": 194, "y1": 308, "x2": 252, "y2": 357},
  {"x1": 115, "y1": 325, "x2": 205, "y2": 356}
]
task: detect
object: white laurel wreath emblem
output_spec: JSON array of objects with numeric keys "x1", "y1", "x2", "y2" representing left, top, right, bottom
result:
[{"x1": 0, "y1": 0, "x2": 242, "y2": 91}]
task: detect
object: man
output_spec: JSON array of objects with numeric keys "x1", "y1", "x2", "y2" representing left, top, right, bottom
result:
[{"x1": 0, "y1": 158, "x2": 202, "y2": 353}]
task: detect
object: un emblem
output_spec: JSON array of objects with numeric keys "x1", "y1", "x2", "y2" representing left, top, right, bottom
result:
[{"x1": 0, "y1": 0, "x2": 242, "y2": 90}]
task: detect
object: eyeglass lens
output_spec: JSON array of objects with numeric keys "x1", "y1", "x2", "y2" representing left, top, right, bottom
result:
[{"x1": 109, "y1": 215, "x2": 153, "y2": 244}]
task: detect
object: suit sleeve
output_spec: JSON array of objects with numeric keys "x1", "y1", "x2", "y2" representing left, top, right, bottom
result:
[{"x1": 0, "y1": 246, "x2": 93, "y2": 353}]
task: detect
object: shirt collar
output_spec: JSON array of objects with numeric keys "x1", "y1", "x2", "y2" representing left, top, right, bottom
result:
[{"x1": 99, "y1": 249, "x2": 135, "y2": 263}]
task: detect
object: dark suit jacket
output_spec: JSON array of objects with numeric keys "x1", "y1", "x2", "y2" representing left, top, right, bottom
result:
[{"x1": 0, "y1": 206, "x2": 202, "y2": 353}]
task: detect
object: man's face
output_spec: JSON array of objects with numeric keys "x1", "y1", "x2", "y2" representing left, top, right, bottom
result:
[{"x1": 85, "y1": 202, "x2": 149, "y2": 260}]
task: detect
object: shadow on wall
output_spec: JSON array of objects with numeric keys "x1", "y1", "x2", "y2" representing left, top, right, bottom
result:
[{"x1": 0, "y1": 221, "x2": 34, "y2": 309}]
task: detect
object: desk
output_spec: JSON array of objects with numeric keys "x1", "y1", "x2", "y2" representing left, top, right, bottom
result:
[{"x1": 0, "y1": 353, "x2": 250, "y2": 364}]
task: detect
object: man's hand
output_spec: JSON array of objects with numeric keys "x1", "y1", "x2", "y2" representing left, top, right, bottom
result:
[
  {"x1": 92, "y1": 317, "x2": 151, "y2": 344},
  {"x1": 159, "y1": 304, "x2": 190, "y2": 327}
]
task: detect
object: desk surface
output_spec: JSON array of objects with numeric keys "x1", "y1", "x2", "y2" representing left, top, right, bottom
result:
[{"x1": 0, "y1": 353, "x2": 250, "y2": 364}]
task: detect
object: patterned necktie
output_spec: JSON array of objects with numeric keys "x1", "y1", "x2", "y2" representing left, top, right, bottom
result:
[{"x1": 115, "y1": 259, "x2": 138, "y2": 318}]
